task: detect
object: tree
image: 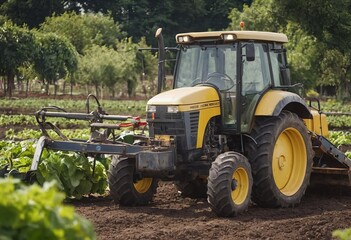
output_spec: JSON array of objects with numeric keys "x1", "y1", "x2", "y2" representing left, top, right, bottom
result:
[
  {"x1": 77, "y1": 45, "x2": 122, "y2": 98},
  {"x1": 0, "y1": 0, "x2": 64, "y2": 28},
  {"x1": 0, "y1": 22, "x2": 37, "y2": 97},
  {"x1": 227, "y1": 0, "x2": 320, "y2": 90},
  {"x1": 64, "y1": 0, "x2": 253, "y2": 46},
  {"x1": 40, "y1": 12, "x2": 125, "y2": 54},
  {"x1": 228, "y1": 0, "x2": 284, "y2": 31},
  {"x1": 275, "y1": 0, "x2": 351, "y2": 99},
  {"x1": 320, "y1": 50, "x2": 351, "y2": 101},
  {"x1": 275, "y1": 0, "x2": 351, "y2": 54},
  {"x1": 33, "y1": 32, "x2": 78, "y2": 95},
  {"x1": 136, "y1": 37, "x2": 158, "y2": 97}
]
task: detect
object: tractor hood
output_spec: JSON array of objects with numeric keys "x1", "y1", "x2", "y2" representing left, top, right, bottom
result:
[{"x1": 147, "y1": 86, "x2": 219, "y2": 106}]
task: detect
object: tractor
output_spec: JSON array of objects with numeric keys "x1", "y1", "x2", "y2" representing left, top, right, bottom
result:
[
  {"x1": 3, "y1": 29, "x2": 350, "y2": 217},
  {"x1": 108, "y1": 29, "x2": 350, "y2": 217}
]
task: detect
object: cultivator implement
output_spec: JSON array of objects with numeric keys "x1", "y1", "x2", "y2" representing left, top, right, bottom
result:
[
  {"x1": 311, "y1": 133, "x2": 351, "y2": 186},
  {"x1": 0, "y1": 94, "x2": 175, "y2": 182}
]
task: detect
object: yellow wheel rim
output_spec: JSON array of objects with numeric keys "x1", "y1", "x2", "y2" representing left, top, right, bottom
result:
[
  {"x1": 134, "y1": 178, "x2": 153, "y2": 193},
  {"x1": 231, "y1": 167, "x2": 249, "y2": 205},
  {"x1": 272, "y1": 128, "x2": 307, "y2": 196}
]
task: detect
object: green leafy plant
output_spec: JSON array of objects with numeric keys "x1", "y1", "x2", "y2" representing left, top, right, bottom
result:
[
  {"x1": 0, "y1": 140, "x2": 109, "y2": 198},
  {"x1": 0, "y1": 178, "x2": 96, "y2": 240},
  {"x1": 328, "y1": 131, "x2": 351, "y2": 147},
  {"x1": 36, "y1": 151, "x2": 108, "y2": 198},
  {"x1": 333, "y1": 228, "x2": 351, "y2": 240}
]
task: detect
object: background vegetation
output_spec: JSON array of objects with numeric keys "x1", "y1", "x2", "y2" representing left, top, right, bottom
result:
[{"x1": 0, "y1": 0, "x2": 351, "y2": 100}]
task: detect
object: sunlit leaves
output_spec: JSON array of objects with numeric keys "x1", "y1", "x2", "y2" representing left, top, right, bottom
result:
[{"x1": 0, "y1": 179, "x2": 96, "y2": 240}]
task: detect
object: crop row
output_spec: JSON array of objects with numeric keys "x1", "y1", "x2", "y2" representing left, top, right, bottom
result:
[
  {"x1": 0, "y1": 98, "x2": 147, "y2": 116},
  {"x1": 0, "y1": 140, "x2": 109, "y2": 199},
  {"x1": 0, "y1": 114, "x2": 89, "y2": 128}
]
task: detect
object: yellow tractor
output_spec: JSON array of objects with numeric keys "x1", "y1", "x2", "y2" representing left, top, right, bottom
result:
[{"x1": 108, "y1": 29, "x2": 351, "y2": 217}]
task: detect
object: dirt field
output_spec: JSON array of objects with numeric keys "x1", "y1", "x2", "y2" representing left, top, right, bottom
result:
[
  {"x1": 74, "y1": 182, "x2": 351, "y2": 240},
  {"x1": 2, "y1": 108, "x2": 350, "y2": 239}
]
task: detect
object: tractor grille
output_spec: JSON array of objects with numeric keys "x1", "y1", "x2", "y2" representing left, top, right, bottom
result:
[
  {"x1": 147, "y1": 106, "x2": 200, "y2": 151},
  {"x1": 147, "y1": 106, "x2": 184, "y2": 135},
  {"x1": 190, "y1": 112, "x2": 199, "y2": 135}
]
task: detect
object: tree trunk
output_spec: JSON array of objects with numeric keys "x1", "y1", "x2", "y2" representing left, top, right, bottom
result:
[
  {"x1": 25, "y1": 78, "x2": 29, "y2": 98},
  {"x1": 6, "y1": 71, "x2": 15, "y2": 97},
  {"x1": 45, "y1": 81, "x2": 49, "y2": 95},
  {"x1": 54, "y1": 81, "x2": 58, "y2": 97},
  {"x1": 95, "y1": 83, "x2": 99, "y2": 98}
]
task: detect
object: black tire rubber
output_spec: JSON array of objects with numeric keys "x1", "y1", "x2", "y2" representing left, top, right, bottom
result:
[
  {"x1": 175, "y1": 179, "x2": 207, "y2": 199},
  {"x1": 247, "y1": 111, "x2": 313, "y2": 207},
  {"x1": 207, "y1": 152, "x2": 253, "y2": 217},
  {"x1": 108, "y1": 155, "x2": 158, "y2": 206}
]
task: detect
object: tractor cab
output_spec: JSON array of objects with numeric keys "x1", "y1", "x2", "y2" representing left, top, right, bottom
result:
[{"x1": 173, "y1": 31, "x2": 290, "y2": 133}]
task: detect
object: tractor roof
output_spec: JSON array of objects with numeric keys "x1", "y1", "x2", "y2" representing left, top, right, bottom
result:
[{"x1": 176, "y1": 31, "x2": 288, "y2": 44}]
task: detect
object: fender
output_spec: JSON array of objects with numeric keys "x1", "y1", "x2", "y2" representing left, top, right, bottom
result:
[{"x1": 255, "y1": 90, "x2": 312, "y2": 119}]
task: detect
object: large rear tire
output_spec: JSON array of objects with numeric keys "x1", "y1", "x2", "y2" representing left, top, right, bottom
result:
[
  {"x1": 108, "y1": 155, "x2": 158, "y2": 206},
  {"x1": 207, "y1": 152, "x2": 252, "y2": 217},
  {"x1": 247, "y1": 111, "x2": 313, "y2": 207}
]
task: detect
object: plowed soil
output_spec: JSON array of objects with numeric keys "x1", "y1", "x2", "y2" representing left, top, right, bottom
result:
[{"x1": 74, "y1": 182, "x2": 351, "y2": 240}]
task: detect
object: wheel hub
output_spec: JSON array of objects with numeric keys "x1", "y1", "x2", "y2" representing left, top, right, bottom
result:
[
  {"x1": 278, "y1": 155, "x2": 286, "y2": 169},
  {"x1": 231, "y1": 179, "x2": 238, "y2": 191}
]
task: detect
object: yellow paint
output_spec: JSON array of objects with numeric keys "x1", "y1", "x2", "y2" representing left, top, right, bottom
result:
[
  {"x1": 179, "y1": 101, "x2": 220, "y2": 112},
  {"x1": 231, "y1": 167, "x2": 250, "y2": 205},
  {"x1": 272, "y1": 128, "x2": 307, "y2": 196},
  {"x1": 255, "y1": 90, "x2": 300, "y2": 116},
  {"x1": 196, "y1": 107, "x2": 221, "y2": 148},
  {"x1": 134, "y1": 178, "x2": 153, "y2": 193},
  {"x1": 303, "y1": 110, "x2": 329, "y2": 137},
  {"x1": 147, "y1": 86, "x2": 219, "y2": 106},
  {"x1": 147, "y1": 86, "x2": 221, "y2": 149},
  {"x1": 176, "y1": 31, "x2": 288, "y2": 43}
]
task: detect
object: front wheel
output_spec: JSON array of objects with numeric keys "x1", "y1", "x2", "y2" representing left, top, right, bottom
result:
[
  {"x1": 207, "y1": 152, "x2": 253, "y2": 217},
  {"x1": 108, "y1": 156, "x2": 158, "y2": 206}
]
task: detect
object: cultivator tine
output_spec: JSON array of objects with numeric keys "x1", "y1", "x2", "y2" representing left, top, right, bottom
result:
[{"x1": 30, "y1": 136, "x2": 48, "y2": 171}]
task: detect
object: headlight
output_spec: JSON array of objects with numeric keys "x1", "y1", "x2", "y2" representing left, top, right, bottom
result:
[
  {"x1": 147, "y1": 105, "x2": 156, "y2": 112},
  {"x1": 177, "y1": 35, "x2": 192, "y2": 43},
  {"x1": 222, "y1": 34, "x2": 236, "y2": 41},
  {"x1": 167, "y1": 106, "x2": 179, "y2": 113}
]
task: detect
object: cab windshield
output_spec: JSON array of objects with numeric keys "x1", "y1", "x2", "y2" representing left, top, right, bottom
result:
[{"x1": 174, "y1": 44, "x2": 237, "y2": 91}]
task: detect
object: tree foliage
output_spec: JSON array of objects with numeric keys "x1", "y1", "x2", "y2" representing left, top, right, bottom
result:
[
  {"x1": 33, "y1": 32, "x2": 78, "y2": 94},
  {"x1": 64, "y1": 0, "x2": 252, "y2": 46},
  {"x1": 228, "y1": 0, "x2": 320, "y2": 90},
  {"x1": 0, "y1": 0, "x2": 64, "y2": 28},
  {"x1": 77, "y1": 38, "x2": 156, "y2": 98},
  {"x1": 40, "y1": 12, "x2": 125, "y2": 54},
  {"x1": 0, "y1": 21, "x2": 37, "y2": 96},
  {"x1": 275, "y1": 0, "x2": 351, "y2": 54},
  {"x1": 274, "y1": 0, "x2": 351, "y2": 98}
]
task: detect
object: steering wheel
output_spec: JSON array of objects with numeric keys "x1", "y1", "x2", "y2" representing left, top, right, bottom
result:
[
  {"x1": 205, "y1": 72, "x2": 235, "y2": 90},
  {"x1": 190, "y1": 77, "x2": 202, "y2": 86}
]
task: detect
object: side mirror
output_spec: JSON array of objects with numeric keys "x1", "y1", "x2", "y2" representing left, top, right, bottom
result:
[
  {"x1": 280, "y1": 67, "x2": 291, "y2": 85},
  {"x1": 246, "y1": 43, "x2": 255, "y2": 61}
]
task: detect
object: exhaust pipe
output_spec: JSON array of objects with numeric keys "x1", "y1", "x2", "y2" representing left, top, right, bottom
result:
[{"x1": 155, "y1": 28, "x2": 165, "y2": 94}]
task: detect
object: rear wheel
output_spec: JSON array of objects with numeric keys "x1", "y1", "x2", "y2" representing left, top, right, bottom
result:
[
  {"x1": 247, "y1": 111, "x2": 313, "y2": 207},
  {"x1": 207, "y1": 152, "x2": 252, "y2": 217},
  {"x1": 108, "y1": 155, "x2": 158, "y2": 206}
]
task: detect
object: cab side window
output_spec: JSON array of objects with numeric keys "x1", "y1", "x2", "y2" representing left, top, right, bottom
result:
[
  {"x1": 242, "y1": 43, "x2": 270, "y2": 95},
  {"x1": 269, "y1": 50, "x2": 284, "y2": 87}
]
